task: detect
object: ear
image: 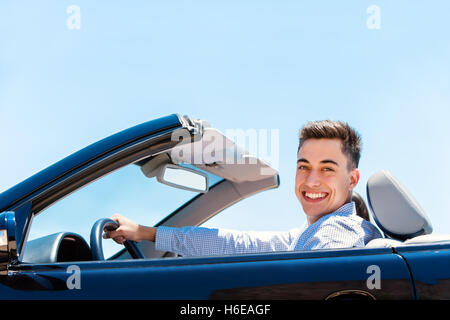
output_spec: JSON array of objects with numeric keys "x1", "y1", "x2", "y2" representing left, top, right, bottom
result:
[{"x1": 349, "y1": 168, "x2": 360, "y2": 190}]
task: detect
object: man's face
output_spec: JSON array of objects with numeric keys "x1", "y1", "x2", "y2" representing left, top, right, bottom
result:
[{"x1": 295, "y1": 138, "x2": 360, "y2": 224}]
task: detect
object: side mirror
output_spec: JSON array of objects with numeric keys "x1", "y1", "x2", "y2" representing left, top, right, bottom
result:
[{"x1": 157, "y1": 164, "x2": 209, "y2": 193}]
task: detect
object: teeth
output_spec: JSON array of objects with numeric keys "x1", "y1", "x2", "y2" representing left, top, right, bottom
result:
[{"x1": 305, "y1": 192, "x2": 327, "y2": 199}]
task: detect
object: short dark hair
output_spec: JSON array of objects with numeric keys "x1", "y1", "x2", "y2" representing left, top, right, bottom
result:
[{"x1": 298, "y1": 120, "x2": 362, "y2": 170}]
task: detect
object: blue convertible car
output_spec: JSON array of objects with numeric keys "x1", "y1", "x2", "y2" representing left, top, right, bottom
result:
[{"x1": 1, "y1": 114, "x2": 449, "y2": 299}]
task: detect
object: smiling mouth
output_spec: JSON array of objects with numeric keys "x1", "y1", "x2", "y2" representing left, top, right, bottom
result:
[{"x1": 302, "y1": 191, "x2": 329, "y2": 202}]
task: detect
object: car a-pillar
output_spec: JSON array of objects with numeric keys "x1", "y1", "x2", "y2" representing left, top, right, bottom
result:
[{"x1": 0, "y1": 211, "x2": 17, "y2": 276}]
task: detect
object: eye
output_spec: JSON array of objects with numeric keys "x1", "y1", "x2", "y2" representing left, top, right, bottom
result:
[
  {"x1": 322, "y1": 167, "x2": 334, "y2": 172},
  {"x1": 297, "y1": 165, "x2": 309, "y2": 171}
]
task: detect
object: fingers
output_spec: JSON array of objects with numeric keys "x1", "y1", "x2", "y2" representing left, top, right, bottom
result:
[
  {"x1": 103, "y1": 214, "x2": 140, "y2": 244},
  {"x1": 113, "y1": 236, "x2": 126, "y2": 245},
  {"x1": 103, "y1": 230, "x2": 126, "y2": 244},
  {"x1": 110, "y1": 213, "x2": 123, "y2": 224},
  {"x1": 103, "y1": 228, "x2": 120, "y2": 239},
  {"x1": 103, "y1": 214, "x2": 127, "y2": 244}
]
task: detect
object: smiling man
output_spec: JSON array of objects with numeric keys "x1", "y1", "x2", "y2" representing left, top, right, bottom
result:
[
  {"x1": 290, "y1": 120, "x2": 381, "y2": 250},
  {"x1": 296, "y1": 121, "x2": 362, "y2": 224},
  {"x1": 104, "y1": 120, "x2": 382, "y2": 255}
]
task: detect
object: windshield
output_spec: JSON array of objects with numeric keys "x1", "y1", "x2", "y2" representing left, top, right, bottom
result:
[{"x1": 26, "y1": 161, "x2": 223, "y2": 259}]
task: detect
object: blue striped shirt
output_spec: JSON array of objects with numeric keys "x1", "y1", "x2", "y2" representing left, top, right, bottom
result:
[{"x1": 155, "y1": 202, "x2": 382, "y2": 256}]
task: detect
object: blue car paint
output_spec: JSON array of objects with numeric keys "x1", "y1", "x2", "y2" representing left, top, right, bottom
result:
[
  {"x1": 395, "y1": 243, "x2": 450, "y2": 299},
  {"x1": 3, "y1": 247, "x2": 413, "y2": 299}
]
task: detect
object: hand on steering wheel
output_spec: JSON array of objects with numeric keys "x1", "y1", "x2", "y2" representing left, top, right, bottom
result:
[{"x1": 90, "y1": 218, "x2": 144, "y2": 260}]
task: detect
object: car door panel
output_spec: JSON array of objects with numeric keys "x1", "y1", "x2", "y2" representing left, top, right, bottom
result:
[{"x1": 2, "y1": 248, "x2": 414, "y2": 300}]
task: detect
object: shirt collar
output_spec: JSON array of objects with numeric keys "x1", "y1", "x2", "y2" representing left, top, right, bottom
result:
[
  {"x1": 333, "y1": 201, "x2": 356, "y2": 216},
  {"x1": 306, "y1": 201, "x2": 356, "y2": 226}
]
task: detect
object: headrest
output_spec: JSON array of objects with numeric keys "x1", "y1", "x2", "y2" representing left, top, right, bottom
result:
[{"x1": 366, "y1": 170, "x2": 432, "y2": 240}]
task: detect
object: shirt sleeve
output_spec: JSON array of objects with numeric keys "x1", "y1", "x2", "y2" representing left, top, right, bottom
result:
[{"x1": 155, "y1": 225, "x2": 301, "y2": 257}]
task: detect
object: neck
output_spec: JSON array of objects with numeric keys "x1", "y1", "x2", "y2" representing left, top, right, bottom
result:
[{"x1": 306, "y1": 214, "x2": 323, "y2": 226}]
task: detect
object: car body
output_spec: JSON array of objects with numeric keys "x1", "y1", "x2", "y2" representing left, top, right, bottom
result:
[{"x1": 0, "y1": 114, "x2": 449, "y2": 299}]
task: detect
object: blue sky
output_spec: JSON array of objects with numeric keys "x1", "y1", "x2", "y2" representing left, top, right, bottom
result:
[{"x1": 1, "y1": 1, "x2": 450, "y2": 256}]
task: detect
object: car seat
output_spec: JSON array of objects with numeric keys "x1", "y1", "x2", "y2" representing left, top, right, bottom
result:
[
  {"x1": 365, "y1": 170, "x2": 450, "y2": 248},
  {"x1": 352, "y1": 191, "x2": 370, "y2": 221}
]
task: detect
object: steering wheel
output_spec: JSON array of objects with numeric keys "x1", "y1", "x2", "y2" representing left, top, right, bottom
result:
[{"x1": 90, "y1": 218, "x2": 144, "y2": 260}]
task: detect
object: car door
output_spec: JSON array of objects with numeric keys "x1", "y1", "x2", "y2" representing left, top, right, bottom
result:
[{"x1": 2, "y1": 245, "x2": 414, "y2": 300}]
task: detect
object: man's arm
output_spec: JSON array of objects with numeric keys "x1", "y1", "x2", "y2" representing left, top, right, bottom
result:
[
  {"x1": 102, "y1": 214, "x2": 157, "y2": 243},
  {"x1": 104, "y1": 214, "x2": 301, "y2": 256},
  {"x1": 154, "y1": 226, "x2": 301, "y2": 256}
]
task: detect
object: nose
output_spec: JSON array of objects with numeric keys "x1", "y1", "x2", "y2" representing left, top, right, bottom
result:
[{"x1": 304, "y1": 169, "x2": 321, "y2": 188}]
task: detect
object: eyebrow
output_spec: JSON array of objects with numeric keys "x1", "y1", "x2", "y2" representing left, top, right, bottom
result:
[{"x1": 297, "y1": 158, "x2": 339, "y2": 166}]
